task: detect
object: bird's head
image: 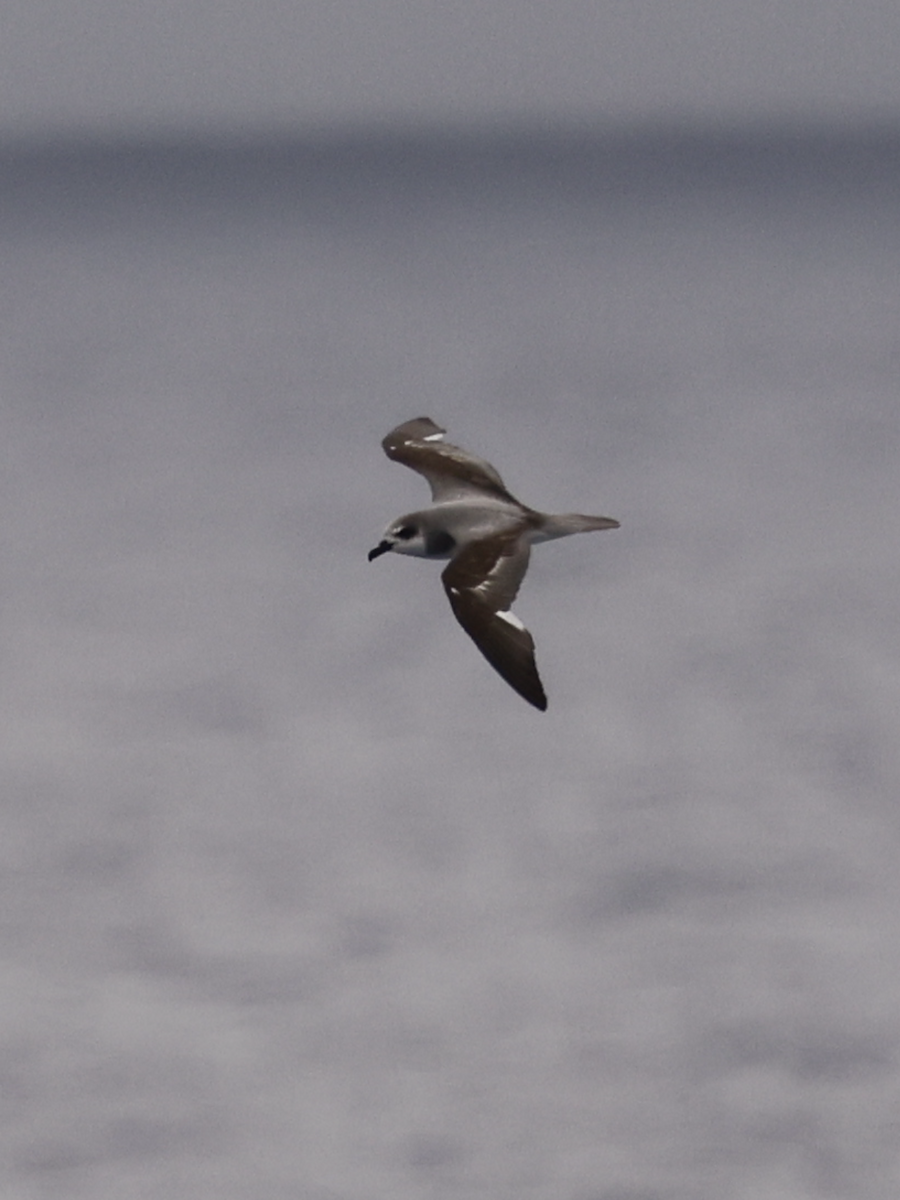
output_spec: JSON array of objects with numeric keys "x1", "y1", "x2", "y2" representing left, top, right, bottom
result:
[
  {"x1": 368, "y1": 516, "x2": 456, "y2": 560},
  {"x1": 368, "y1": 518, "x2": 427, "y2": 560}
]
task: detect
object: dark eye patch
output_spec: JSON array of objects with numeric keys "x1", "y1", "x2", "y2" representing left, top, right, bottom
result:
[{"x1": 396, "y1": 525, "x2": 417, "y2": 539}]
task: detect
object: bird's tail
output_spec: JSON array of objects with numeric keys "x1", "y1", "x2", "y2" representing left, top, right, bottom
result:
[{"x1": 535, "y1": 513, "x2": 620, "y2": 541}]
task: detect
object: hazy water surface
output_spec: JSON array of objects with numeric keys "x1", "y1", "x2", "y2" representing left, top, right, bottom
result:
[{"x1": 2, "y1": 128, "x2": 900, "y2": 1199}]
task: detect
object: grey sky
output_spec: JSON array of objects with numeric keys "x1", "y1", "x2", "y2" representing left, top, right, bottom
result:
[{"x1": 4, "y1": 0, "x2": 900, "y2": 137}]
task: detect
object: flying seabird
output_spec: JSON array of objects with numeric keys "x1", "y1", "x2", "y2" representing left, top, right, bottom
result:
[{"x1": 368, "y1": 417, "x2": 619, "y2": 710}]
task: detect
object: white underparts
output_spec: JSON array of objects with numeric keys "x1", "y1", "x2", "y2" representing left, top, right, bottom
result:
[{"x1": 496, "y1": 609, "x2": 526, "y2": 632}]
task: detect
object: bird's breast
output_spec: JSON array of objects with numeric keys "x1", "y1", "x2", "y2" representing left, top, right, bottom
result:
[{"x1": 424, "y1": 529, "x2": 457, "y2": 557}]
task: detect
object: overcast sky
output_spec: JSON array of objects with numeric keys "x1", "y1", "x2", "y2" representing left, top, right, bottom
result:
[{"x1": 3, "y1": 0, "x2": 900, "y2": 138}]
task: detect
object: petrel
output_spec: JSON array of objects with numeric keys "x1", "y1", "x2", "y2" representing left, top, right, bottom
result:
[{"x1": 369, "y1": 417, "x2": 619, "y2": 710}]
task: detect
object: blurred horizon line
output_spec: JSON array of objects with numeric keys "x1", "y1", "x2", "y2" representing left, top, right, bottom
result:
[
  {"x1": 2, "y1": 116, "x2": 898, "y2": 223},
  {"x1": 2, "y1": 111, "x2": 900, "y2": 157}
]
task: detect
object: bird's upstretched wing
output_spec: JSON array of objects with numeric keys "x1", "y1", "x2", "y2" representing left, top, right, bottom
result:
[
  {"x1": 382, "y1": 417, "x2": 519, "y2": 504},
  {"x1": 441, "y1": 530, "x2": 546, "y2": 711}
]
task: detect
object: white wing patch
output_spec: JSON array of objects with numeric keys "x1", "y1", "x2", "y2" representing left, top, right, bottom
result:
[
  {"x1": 496, "y1": 609, "x2": 526, "y2": 632},
  {"x1": 422, "y1": 431, "x2": 444, "y2": 442}
]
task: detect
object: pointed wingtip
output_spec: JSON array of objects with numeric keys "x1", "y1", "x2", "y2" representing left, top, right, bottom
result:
[
  {"x1": 383, "y1": 417, "x2": 446, "y2": 447},
  {"x1": 492, "y1": 668, "x2": 547, "y2": 711}
]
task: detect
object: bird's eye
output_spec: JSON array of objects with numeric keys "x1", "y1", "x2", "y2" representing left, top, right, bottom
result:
[{"x1": 396, "y1": 525, "x2": 416, "y2": 540}]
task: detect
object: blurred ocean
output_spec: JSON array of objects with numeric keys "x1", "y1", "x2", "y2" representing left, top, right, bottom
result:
[{"x1": 2, "y1": 126, "x2": 900, "y2": 1199}]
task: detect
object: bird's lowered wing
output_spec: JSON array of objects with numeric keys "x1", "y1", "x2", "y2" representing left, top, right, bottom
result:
[{"x1": 441, "y1": 531, "x2": 546, "y2": 711}]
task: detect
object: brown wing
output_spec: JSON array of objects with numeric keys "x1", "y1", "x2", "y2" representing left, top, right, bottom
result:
[
  {"x1": 441, "y1": 532, "x2": 547, "y2": 711},
  {"x1": 382, "y1": 417, "x2": 519, "y2": 504}
]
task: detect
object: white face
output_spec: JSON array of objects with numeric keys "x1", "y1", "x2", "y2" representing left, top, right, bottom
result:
[{"x1": 385, "y1": 519, "x2": 430, "y2": 557}]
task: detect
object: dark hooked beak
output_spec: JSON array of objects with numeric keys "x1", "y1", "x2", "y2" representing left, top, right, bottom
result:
[{"x1": 368, "y1": 540, "x2": 392, "y2": 562}]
